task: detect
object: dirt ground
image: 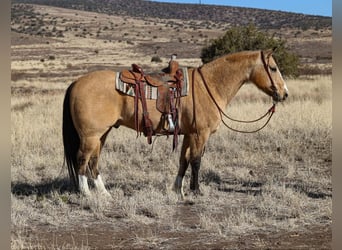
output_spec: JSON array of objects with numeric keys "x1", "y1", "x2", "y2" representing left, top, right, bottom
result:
[
  {"x1": 14, "y1": 201, "x2": 331, "y2": 249},
  {"x1": 24, "y1": 224, "x2": 331, "y2": 249}
]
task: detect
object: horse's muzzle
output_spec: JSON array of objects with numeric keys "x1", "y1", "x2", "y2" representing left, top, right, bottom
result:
[{"x1": 273, "y1": 91, "x2": 288, "y2": 102}]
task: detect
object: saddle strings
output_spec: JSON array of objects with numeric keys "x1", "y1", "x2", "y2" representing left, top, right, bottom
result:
[{"x1": 196, "y1": 67, "x2": 276, "y2": 133}]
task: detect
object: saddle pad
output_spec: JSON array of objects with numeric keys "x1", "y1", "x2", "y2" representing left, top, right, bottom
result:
[{"x1": 115, "y1": 67, "x2": 189, "y2": 99}]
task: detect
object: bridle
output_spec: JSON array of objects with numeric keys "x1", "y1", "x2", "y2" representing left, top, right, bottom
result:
[
  {"x1": 194, "y1": 51, "x2": 278, "y2": 134},
  {"x1": 260, "y1": 50, "x2": 280, "y2": 101}
]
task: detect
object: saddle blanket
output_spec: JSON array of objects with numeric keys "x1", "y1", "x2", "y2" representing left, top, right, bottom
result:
[{"x1": 115, "y1": 67, "x2": 189, "y2": 99}]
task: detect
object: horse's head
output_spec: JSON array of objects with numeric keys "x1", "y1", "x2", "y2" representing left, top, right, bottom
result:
[{"x1": 250, "y1": 49, "x2": 289, "y2": 103}]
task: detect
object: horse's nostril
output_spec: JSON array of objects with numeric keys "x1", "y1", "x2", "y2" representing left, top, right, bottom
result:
[{"x1": 284, "y1": 92, "x2": 288, "y2": 99}]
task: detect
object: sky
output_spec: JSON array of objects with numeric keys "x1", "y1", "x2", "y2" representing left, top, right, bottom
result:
[{"x1": 152, "y1": 0, "x2": 332, "y2": 17}]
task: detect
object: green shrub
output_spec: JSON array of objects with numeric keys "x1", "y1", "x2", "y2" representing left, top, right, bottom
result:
[
  {"x1": 201, "y1": 24, "x2": 299, "y2": 78},
  {"x1": 151, "y1": 56, "x2": 162, "y2": 63}
]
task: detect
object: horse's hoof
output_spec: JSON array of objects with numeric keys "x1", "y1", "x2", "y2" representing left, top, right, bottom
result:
[
  {"x1": 190, "y1": 189, "x2": 203, "y2": 197},
  {"x1": 102, "y1": 191, "x2": 113, "y2": 200},
  {"x1": 172, "y1": 187, "x2": 185, "y2": 201},
  {"x1": 79, "y1": 189, "x2": 92, "y2": 198}
]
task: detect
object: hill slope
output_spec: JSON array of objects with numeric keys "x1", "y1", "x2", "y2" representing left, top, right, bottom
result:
[
  {"x1": 11, "y1": 2, "x2": 331, "y2": 76},
  {"x1": 13, "y1": 0, "x2": 331, "y2": 30}
]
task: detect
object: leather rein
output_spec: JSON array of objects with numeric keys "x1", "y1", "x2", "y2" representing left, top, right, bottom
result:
[{"x1": 195, "y1": 51, "x2": 277, "y2": 134}]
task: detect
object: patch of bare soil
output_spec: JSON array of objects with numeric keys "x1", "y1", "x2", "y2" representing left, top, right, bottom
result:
[
  {"x1": 15, "y1": 211, "x2": 331, "y2": 249},
  {"x1": 11, "y1": 86, "x2": 64, "y2": 96},
  {"x1": 11, "y1": 31, "x2": 60, "y2": 46}
]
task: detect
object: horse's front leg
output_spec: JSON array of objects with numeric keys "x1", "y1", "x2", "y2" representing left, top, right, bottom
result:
[
  {"x1": 189, "y1": 130, "x2": 210, "y2": 195},
  {"x1": 190, "y1": 157, "x2": 202, "y2": 193},
  {"x1": 173, "y1": 130, "x2": 210, "y2": 199}
]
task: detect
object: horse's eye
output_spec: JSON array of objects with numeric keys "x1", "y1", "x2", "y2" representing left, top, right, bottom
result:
[{"x1": 269, "y1": 66, "x2": 277, "y2": 72}]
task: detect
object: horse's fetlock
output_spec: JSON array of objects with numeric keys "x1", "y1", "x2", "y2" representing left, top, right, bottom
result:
[{"x1": 190, "y1": 157, "x2": 201, "y2": 167}]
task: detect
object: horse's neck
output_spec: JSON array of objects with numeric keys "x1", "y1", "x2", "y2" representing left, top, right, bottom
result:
[{"x1": 200, "y1": 55, "x2": 255, "y2": 107}]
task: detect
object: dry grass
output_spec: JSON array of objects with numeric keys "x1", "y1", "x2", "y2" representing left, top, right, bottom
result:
[{"x1": 11, "y1": 74, "x2": 332, "y2": 249}]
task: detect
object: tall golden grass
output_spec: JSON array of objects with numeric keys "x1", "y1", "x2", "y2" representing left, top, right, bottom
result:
[{"x1": 11, "y1": 76, "x2": 331, "y2": 248}]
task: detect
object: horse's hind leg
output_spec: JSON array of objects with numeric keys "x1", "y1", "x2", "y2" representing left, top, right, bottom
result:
[
  {"x1": 173, "y1": 135, "x2": 191, "y2": 199},
  {"x1": 89, "y1": 156, "x2": 111, "y2": 197},
  {"x1": 90, "y1": 129, "x2": 112, "y2": 197},
  {"x1": 77, "y1": 136, "x2": 102, "y2": 196}
]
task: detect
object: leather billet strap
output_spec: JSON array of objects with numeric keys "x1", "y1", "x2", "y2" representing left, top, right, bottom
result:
[
  {"x1": 169, "y1": 69, "x2": 183, "y2": 150},
  {"x1": 130, "y1": 67, "x2": 153, "y2": 144}
]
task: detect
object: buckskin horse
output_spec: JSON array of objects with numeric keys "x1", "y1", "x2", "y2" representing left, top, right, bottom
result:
[{"x1": 62, "y1": 49, "x2": 288, "y2": 199}]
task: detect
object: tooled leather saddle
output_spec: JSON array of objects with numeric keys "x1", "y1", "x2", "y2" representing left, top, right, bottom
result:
[{"x1": 118, "y1": 59, "x2": 183, "y2": 149}]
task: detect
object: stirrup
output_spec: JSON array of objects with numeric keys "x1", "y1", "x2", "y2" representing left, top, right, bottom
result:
[{"x1": 167, "y1": 114, "x2": 175, "y2": 132}]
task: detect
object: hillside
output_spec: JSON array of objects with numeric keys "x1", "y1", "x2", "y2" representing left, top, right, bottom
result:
[
  {"x1": 11, "y1": 0, "x2": 332, "y2": 76},
  {"x1": 13, "y1": 0, "x2": 331, "y2": 30}
]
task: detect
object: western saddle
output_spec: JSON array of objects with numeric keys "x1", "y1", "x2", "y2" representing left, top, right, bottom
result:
[{"x1": 119, "y1": 54, "x2": 183, "y2": 148}]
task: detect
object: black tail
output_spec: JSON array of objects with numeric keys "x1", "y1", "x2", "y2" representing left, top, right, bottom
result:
[{"x1": 62, "y1": 82, "x2": 79, "y2": 190}]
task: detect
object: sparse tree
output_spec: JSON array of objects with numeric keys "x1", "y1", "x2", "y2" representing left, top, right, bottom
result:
[
  {"x1": 201, "y1": 24, "x2": 299, "y2": 78},
  {"x1": 151, "y1": 56, "x2": 162, "y2": 63}
]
